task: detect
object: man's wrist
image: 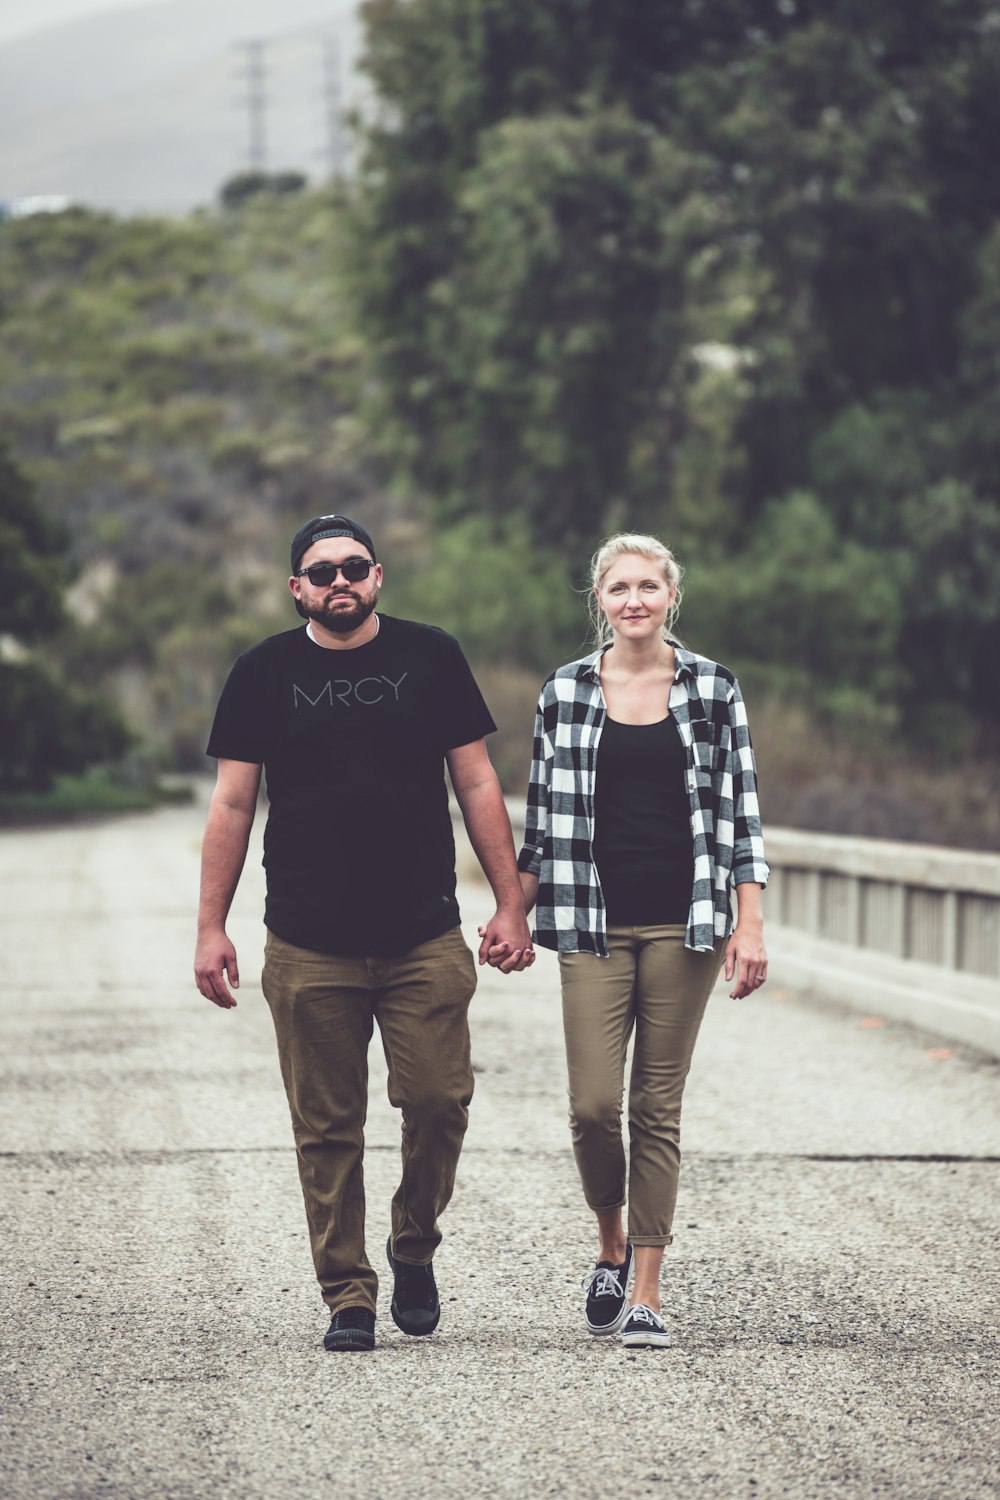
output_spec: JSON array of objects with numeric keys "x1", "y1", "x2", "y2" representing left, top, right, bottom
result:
[{"x1": 492, "y1": 891, "x2": 527, "y2": 915}]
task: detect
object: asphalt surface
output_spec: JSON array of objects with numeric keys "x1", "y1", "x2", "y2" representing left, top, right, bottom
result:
[{"x1": 1, "y1": 801, "x2": 998, "y2": 1500}]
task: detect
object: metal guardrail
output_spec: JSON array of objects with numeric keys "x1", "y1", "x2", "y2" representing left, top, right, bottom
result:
[{"x1": 765, "y1": 829, "x2": 1000, "y2": 981}]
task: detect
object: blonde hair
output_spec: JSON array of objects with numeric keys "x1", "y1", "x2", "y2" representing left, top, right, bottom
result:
[{"x1": 587, "y1": 532, "x2": 685, "y2": 647}]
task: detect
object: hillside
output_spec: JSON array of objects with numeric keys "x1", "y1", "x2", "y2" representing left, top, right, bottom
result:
[{"x1": 0, "y1": 189, "x2": 399, "y2": 765}]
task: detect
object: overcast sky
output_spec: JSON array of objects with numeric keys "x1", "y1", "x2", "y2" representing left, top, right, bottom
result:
[{"x1": 0, "y1": 0, "x2": 161, "y2": 45}]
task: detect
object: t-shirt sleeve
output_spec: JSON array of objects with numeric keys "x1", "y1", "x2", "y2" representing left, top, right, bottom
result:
[
  {"x1": 433, "y1": 632, "x2": 497, "y2": 750},
  {"x1": 205, "y1": 650, "x2": 269, "y2": 764}
]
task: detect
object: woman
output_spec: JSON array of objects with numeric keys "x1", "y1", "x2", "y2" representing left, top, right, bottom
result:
[{"x1": 492, "y1": 533, "x2": 769, "y2": 1348}]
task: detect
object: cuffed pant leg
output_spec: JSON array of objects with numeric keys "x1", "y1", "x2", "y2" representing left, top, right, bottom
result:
[
  {"x1": 373, "y1": 927, "x2": 477, "y2": 1264},
  {"x1": 626, "y1": 929, "x2": 726, "y2": 1246},
  {"x1": 558, "y1": 931, "x2": 638, "y2": 1214},
  {"x1": 261, "y1": 930, "x2": 377, "y2": 1313}
]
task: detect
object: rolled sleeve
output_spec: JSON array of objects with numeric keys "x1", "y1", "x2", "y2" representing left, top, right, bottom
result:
[
  {"x1": 728, "y1": 679, "x2": 770, "y2": 888},
  {"x1": 517, "y1": 696, "x2": 550, "y2": 877}
]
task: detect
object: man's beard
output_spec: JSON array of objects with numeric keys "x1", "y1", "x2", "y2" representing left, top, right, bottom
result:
[{"x1": 304, "y1": 588, "x2": 378, "y2": 634}]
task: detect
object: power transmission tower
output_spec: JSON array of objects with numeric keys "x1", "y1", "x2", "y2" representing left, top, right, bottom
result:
[
  {"x1": 322, "y1": 34, "x2": 346, "y2": 180},
  {"x1": 236, "y1": 38, "x2": 268, "y2": 171}
]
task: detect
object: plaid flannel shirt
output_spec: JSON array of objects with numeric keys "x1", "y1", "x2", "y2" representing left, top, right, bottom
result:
[{"x1": 517, "y1": 643, "x2": 769, "y2": 956}]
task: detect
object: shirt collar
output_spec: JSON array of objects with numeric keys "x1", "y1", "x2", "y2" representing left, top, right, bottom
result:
[{"x1": 575, "y1": 639, "x2": 694, "y2": 684}]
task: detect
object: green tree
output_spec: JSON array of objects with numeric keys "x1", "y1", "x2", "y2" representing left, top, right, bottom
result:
[
  {"x1": 350, "y1": 0, "x2": 725, "y2": 542},
  {"x1": 388, "y1": 515, "x2": 585, "y2": 669},
  {"x1": 349, "y1": 0, "x2": 1000, "y2": 741},
  {"x1": 0, "y1": 442, "x2": 69, "y2": 641},
  {"x1": 219, "y1": 171, "x2": 309, "y2": 208},
  {"x1": 0, "y1": 443, "x2": 128, "y2": 790},
  {"x1": 894, "y1": 481, "x2": 1000, "y2": 738},
  {"x1": 412, "y1": 110, "x2": 712, "y2": 542},
  {"x1": 350, "y1": 0, "x2": 1000, "y2": 517},
  {"x1": 679, "y1": 491, "x2": 906, "y2": 735}
]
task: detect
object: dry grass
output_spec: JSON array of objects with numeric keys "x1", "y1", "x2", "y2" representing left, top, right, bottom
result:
[{"x1": 751, "y1": 697, "x2": 1000, "y2": 851}]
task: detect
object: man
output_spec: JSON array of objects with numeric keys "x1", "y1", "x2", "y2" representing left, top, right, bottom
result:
[{"x1": 194, "y1": 514, "x2": 533, "y2": 1352}]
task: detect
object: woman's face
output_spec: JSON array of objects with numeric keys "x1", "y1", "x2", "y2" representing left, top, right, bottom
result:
[{"x1": 597, "y1": 552, "x2": 675, "y2": 643}]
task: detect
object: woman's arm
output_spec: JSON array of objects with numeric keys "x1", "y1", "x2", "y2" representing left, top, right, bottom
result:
[
  {"x1": 724, "y1": 678, "x2": 769, "y2": 999},
  {"x1": 725, "y1": 881, "x2": 767, "y2": 999},
  {"x1": 727, "y1": 678, "x2": 770, "y2": 890},
  {"x1": 517, "y1": 691, "x2": 552, "y2": 880}
]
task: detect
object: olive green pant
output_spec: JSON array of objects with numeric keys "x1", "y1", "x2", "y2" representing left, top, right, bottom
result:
[
  {"x1": 558, "y1": 925, "x2": 726, "y2": 1247},
  {"x1": 261, "y1": 925, "x2": 477, "y2": 1315}
]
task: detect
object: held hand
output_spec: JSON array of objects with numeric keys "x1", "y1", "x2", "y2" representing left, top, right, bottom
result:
[
  {"x1": 194, "y1": 928, "x2": 240, "y2": 1009},
  {"x1": 476, "y1": 908, "x2": 536, "y2": 974},
  {"x1": 725, "y1": 921, "x2": 768, "y2": 1000}
]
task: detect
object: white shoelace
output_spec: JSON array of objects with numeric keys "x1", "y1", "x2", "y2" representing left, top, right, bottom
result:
[
  {"x1": 625, "y1": 1303, "x2": 664, "y2": 1328},
  {"x1": 581, "y1": 1266, "x2": 624, "y2": 1298}
]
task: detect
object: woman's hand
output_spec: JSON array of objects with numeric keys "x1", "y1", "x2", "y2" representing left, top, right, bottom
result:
[
  {"x1": 725, "y1": 922, "x2": 768, "y2": 998},
  {"x1": 476, "y1": 905, "x2": 535, "y2": 973},
  {"x1": 477, "y1": 930, "x2": 535, "y2": 974},
  {"x1": 726, "y1": 881, "x2": 767, "y2": 998},
  {"x1": 478, "y1": 871, "x2": 539, "y2": 974}
]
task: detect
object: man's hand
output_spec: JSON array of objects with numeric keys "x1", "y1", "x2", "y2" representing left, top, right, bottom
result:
[
  {"x1": 194, "y1": 926, "x2": 241, "y2": 1009},
  {"x1": 477, "y1": 906, "x2": 535, "y2": 974},
  {"x1": 446, "y1": 740, "x2": 537, "y2": 975},
  {"x1": 194, "y1": 758, "x2": 260, "y2": 1011}
]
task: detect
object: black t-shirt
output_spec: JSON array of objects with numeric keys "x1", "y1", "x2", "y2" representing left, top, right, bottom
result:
[
  {"x1": 592, "y1": 715, "x2": 694, "y2": 926},
  {"x1": 206, "y1": 615, "x2": 496, "y2": 956}
]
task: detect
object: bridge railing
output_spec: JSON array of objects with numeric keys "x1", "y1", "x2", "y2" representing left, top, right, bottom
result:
[{"x1": 765, "y1": 829, "x2": 1000, "y2": 980}]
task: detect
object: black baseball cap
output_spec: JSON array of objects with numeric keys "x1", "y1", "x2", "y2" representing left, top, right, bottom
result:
[{"x1": 290, "y1": 514, "x2": 377, "y2": 574}]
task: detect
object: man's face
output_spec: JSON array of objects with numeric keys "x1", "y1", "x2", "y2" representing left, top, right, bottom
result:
[{"x1": 290, "y1": 538, "x2": 382, "y2": 634}]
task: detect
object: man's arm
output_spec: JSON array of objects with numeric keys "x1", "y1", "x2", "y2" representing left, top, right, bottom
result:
[
  {"x1": 194, "y1": 757, "x2": 262, "y2": 1009},
  {"x1": 446, "y1": 738, "x2": 534, "y2": 970}
]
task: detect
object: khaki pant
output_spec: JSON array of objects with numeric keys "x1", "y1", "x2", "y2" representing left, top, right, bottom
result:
[
  {"x1": 261, "y1": 926, "x2": 477, "y2": 1315},
  {"x1": 558, "y1": 925, "x2": 725, "y2": 1247}
]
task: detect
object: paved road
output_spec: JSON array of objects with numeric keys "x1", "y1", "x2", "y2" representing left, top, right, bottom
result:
[{"x1": 1, "y1": 802, "x2": 997, "y2": 1500}]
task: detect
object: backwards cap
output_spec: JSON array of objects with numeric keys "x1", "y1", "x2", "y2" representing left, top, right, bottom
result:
[{"x1": 290, "y1": 514, "x2": 377, "y2": 574}]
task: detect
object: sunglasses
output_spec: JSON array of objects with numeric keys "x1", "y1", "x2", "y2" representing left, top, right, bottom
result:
[{"x1": 296, "y1": 557, "x2": 376, "y2": 586}]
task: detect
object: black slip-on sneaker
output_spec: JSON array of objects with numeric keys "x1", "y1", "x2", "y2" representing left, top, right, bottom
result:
[
  {"x1": 323, "y1": 1305, "x2": 376, "y2": 1352},
  {"x1": 582, "y1": 1243, "x2": 634, "y2": 1335},
  {"x1": 386, "y1": 1235, "x2": 441, "y2": 1336},
  {"x1": 620, "y1": 1302, "x2": 671, "y2": 1348}
]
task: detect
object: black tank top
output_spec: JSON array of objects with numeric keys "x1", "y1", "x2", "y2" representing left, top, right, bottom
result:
[{"x1": 592, "y1": 715, "x2": 694, "y2": 925}]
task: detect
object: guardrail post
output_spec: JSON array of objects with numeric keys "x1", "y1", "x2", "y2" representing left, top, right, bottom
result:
[
  {"x1": 806, "y1": 869, "x2": 822, "y2": 935},
  {"x1": 941, "y1": 890, "x2": 959, "y2": 971},
  {"x1": 893, "y1": 883, "x2": 908, "y2": 960},
  {"x1": 846, "y1": 874, "x2": 862, "y2": 948}
]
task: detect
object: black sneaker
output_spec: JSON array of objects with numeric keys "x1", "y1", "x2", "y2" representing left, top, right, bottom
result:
[
  {"x1": 620, "y1": 1302, "x2": 670, "y2": 1348},
  {"x1": 582, "y1": 1243, "x2": 634, "y2": 1336},
  {"x1": 323, "y1": 1305, "x2": 375, "y2": 1352},
  {"x1": 386, "y1": 1235, "x2": 441, "y2": 1336}
]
